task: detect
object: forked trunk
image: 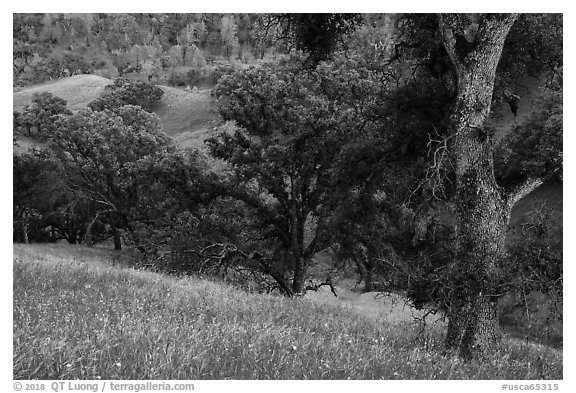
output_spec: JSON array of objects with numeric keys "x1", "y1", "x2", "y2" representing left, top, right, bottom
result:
[{"x1": 439, "y1": 13, "x2": 518, "y2": 358}]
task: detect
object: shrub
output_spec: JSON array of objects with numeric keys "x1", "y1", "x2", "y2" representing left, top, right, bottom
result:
[
  {"x1": 88, "y1": 78, "x2": 164, "y2": 112},
  {"x1": 208, "y1": 62, "x2": 237, "y2": 85},
  {"x1": 91, "y1": 58, "x2": 108, "y2": 69}
]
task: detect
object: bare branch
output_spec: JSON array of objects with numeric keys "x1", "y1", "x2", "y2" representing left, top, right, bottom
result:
[
  {"x1": 506, "y1": 177, "x2": 544, "y2": 210},
  {"x1": 305, "y1": 278, "x2": 338, "y2": 297}
]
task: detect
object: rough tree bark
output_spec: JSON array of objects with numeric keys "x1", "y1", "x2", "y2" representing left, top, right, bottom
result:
[
  {"x1": 289, "y1": 204, "x2": 308, "y2": 295},
  {"x1": 292, "y1": 258, "x2": 307, "y2": 294},
  {"x1": 438, "y1": 13, "x2": 520, "y2": 359}
]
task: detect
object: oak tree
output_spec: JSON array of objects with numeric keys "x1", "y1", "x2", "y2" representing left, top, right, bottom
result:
[
  {"x1": 209, "y1": 57, "x2": 388, "y2": 295},
  {"x1": 50, "y1": 105, "x2": 171, "y2": 250}
]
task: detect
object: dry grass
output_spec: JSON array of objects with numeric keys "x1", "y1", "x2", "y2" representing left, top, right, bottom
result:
[{"x1": 13, "y1": 244, "x2": 562, "y2": 380}]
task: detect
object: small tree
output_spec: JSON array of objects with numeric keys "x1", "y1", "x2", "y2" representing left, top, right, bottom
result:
[
  {"x1": 16, "y1": 92, "x2": 71, "y2": 139},
  {"x1": 88, "y1": 78, "x2": 164, "y2": 112},
  {"x1": 141, "y1": 59, "x2": 162, "y2": 83},
  {"x1": 177, "y1": 22, "x2": 204, "y2": 65}
]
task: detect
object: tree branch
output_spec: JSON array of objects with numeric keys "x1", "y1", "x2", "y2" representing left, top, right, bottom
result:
[
  {"x1": 506, "y1": 177, "x2": 544, "y2": 210},
  {"x1": 305, "y1": 278, "x2": 338, "y2": 297}
]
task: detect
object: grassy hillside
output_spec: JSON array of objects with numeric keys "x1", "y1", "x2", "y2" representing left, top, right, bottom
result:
[
  {"x1": 153, "y1": 85, "x2": 219, "y2": 148},
  {"x1": 13, "y1": 75, "x2": 218, "y2": 149},
  {"x1": 13, "y1": 244, "x2": 562, "y2": 380},
  {"x1": 13, "y1": 75, "x2": 112, "y2": 112}
]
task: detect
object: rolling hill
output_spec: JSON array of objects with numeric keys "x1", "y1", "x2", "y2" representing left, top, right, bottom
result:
[
  {"x1": 13, "y1": 74, "x2": 111, "y2": 112},
  {"x1": 13, "y1": 74, "x2": 219, "y2": 150}
]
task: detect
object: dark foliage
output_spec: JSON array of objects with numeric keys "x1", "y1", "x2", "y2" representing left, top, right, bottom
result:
[
  {"x1": 495, "y1": 73, "x2": 563, "y2": 187},
  {"x1": 88, "y1": 78, "x2": 164, "y2": 112},
  {"x1": 284, "y1": 14, "x2": 363, "y2": 64}
]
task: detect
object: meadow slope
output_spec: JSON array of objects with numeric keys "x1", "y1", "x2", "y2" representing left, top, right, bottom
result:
[
  {"x1": 13, "y1": 244, "x2": 562, "y2": 380},
  {"x1": 13, "y1": 75, "x2": 218, "y2": 149}
]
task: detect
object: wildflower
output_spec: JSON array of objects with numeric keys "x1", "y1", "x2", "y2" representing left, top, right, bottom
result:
[
  {"x1": 66, "y1": 364, "x2": 72, "y2": 368},
  {"x1": 116, "y1": 362, "x2": 122, "y2": 367}
]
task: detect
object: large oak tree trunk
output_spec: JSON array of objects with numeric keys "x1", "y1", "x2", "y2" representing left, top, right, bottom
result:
[
  {"x1": 439, "y1": 13, "x2": 518, "y2": 359},
  {"x1": 292, "y1": 256, "x2": 307, "y2": 295},
  {"x1": 288, "y1": 203, "x2": 308, "y2": 295}
]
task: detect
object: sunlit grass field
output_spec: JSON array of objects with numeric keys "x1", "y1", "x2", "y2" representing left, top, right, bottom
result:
[{"x1": 13, "y1": 244, "x2": 562, "y2": 380}]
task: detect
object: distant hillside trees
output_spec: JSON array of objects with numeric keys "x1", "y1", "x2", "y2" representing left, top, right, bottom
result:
[
  {"x1": 13, "y1": 14, "x2": 44, "y2": 80},
  {"x1": 92, "y1": 14, "x2": 143, "y2": 53},
  {"x1": 13, "y1": 14, "x2": 99, "y2": 85},
  {"x1": 14, "y1": 13, "x2": 286, "y2": 88},
  {"x1": 177, "y1": 22, "x2": 205, "y2": 65},
  {"x1": 220, "y1": 16, "x2": 240, "y2": 58}
]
